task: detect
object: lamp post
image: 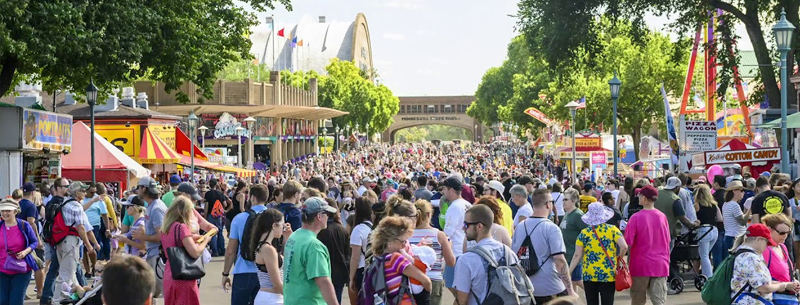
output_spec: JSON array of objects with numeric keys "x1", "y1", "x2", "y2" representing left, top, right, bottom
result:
[
  {"x1": 609, "y1": 71, "x2": 622, "y2": 177},
  {"x1": 86, "y1": 80, "x2": 98, "y2": 185},
  {"x1": 365, "y1": 122, "x2": 370, "y2": 145},
  {"x1": 236, "y1": 126, "x2": 245, "y2": 168},
  {"x1": 188, "y1": 111, "x2": 198, "y2": 177},
  {"x1": 566, "y1": 101, "x2": 580, "y2": 182},
  {"x1": 335, "y1": 126, "x2": 340, "y2": 152},
  {"x1": 198, "y1": 126, "x2": 208, "y2": 150},
  {"x1": 244, "y1": 116, "x2": 256, "y2": 168},
  {"x1": 322, "y1": 127, "x2": 328, "y2": 155},
  {"x1": 773, "y1": 8, "x2": 795, "y2": 174}
]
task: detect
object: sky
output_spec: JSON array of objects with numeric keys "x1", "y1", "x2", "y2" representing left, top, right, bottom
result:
[{"x1": 244, "y1": 1, "x2": 754, "y2": 97}]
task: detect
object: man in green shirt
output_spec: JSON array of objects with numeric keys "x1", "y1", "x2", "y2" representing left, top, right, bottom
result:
[
  {"x1": 160, "y1": 174, "x2": 181, "y2": 207},
  {"x1": 283, "y1": 197, "x2": 340, "y2": 305},
  {"x1": 559, "y1": 188, "x2": 588, "y2": 290}
]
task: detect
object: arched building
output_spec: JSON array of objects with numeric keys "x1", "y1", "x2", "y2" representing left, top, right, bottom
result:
[{"x1": 249, "y1": 13, "x2": 374, "y2": 74}]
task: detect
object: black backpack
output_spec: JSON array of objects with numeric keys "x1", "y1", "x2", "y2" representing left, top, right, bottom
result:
[
  {"x1": 516, "y1": 220, "x2": 548, "y2": 276},
  {"x1": 239, "y1": 209, "x2": 260, "y2": 262},
  {"x1": 360, "y1": 221, "x2": 374, "y2": 264}
]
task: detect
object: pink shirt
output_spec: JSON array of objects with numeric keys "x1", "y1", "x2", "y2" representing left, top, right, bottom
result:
[
  {"x1": 0, "y1": 224, "x2": 29, "y2": 274},
  {"x1": 763, "y1": 244, "x2": 792, "y2": 282},
  {"x1": 624, "y1": 209, "x2": 670, "y2": 277}
]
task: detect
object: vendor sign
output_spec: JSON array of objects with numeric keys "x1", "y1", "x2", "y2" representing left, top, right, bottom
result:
[
  {"x1": 22, "y1": 109, "x2": 72, "y2": 150},
  {"x1": 704, "y1": 147, "x2": 781, "y2": 165},
  {"x1": 591, "y1": 152, "x2": 607, "y2": 169}
]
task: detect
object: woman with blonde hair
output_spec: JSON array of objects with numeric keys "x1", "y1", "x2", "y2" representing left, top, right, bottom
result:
[
  {"x1": 408, "y1": 200, "x2": 456, "y2": 305},
  {"x1": 761, "y1": 213, "x2": 799, "y2": 304},
  {"x1": 160, "y1": 196, "x2": 211, "y2": 305},
  {"x1": 362, "y1": 216, "x2": 431, "y2": 305},
  {"x1": 693, "y1": 184, "x2": 720, "y2": 278}
]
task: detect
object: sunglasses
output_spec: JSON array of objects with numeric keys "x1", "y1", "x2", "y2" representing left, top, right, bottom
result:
[
  {"x1": 773, "y1": 228, "x2": 791, "y2": 236},
  {"x1": 463, "y1": 221, "x2": 481, "y2": 230}
]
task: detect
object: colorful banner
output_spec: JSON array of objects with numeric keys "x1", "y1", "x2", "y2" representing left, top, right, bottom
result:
[
  {"x1": 523, "y1": 107, "x2": 552, "y2": 125},
  {"x1": 591, "y1": 152, "x2": 607, "y2": 168},
  {"x1": 661, "y1": 84, "x2": 679, "y2": 166},
  {"x1": 22, "y1": 109, "x2": 73, "y2": 150},
  {"x1": 679, "y1": 119, "x2": 717, "y2": 172},
  {"x1": 575, "y1": 137, "x2": 601, "y2": 148},
  {"x1": 95, "y1": 125, "x2": 140, "y2": 157},
  {"x1": 704, "y1": 147, "x2": 781, "y2": 165}
]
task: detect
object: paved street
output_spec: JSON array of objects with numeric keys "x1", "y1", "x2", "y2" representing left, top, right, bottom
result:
[{"x1": 25, "y1": 256, "x2": 706, "y2": 305}]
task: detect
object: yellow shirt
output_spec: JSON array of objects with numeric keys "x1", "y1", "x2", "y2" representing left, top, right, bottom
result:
[
  {"x1": 575, "y1": 224, "x2": 623, "y2": 282},
  {"x1": 579, "y1": 195, "x2": 596, "y2": 213},
  {"x1": 497, "y1": 199, "x2": 514, "y2": 237},
  {"x1": 102, "y1": 196, "x2": 117, "y2": 227}
]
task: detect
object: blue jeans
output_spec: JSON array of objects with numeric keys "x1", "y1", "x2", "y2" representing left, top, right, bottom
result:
[
  {"x1": 695, "y1": 226, "x2": 718, "y2": 278},
  {"x1": 92, "y1": 224, "x2": 111, "y2": 261},
  {"x1": 0, "y1": 271, "x2": 32, "y2": 305},
  {"x1": 206, "y1": 215, "x2": 226, "y2": 256},
  {"x1": 712, "y1": 229, "x2": 726, "y2": 268},
  {"x1": 333, "y1": 281, "x2": 344, "y2": 303},
  {"x1": 231, "y1": 273, "x2": 259, "y2": 305},
  {"x1": 41, "y1": 245, "x2": 86, "y2": 304},
  {"x1": 723, "y1": 235, "x2": 736, "y2": 258}
]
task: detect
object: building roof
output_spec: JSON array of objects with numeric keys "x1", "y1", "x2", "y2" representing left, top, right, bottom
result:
[
  {"x1": 398, "y1": 96, "x2": 475, "y2": 104},
  {"x1": 0, "y1": 93, "x2": 180, "y2": 120},
  {"x1": 739, "y1": 50, "x2": 760, "y2": 79}
]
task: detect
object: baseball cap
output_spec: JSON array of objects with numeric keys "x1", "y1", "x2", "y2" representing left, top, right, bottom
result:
[
  {"x1": 441, "y1": 176, "x2": 463, "y2": 190},
  {"x1": 68, "y1": 181, "x2": 90, "y2": 195},
  {"x1": 169, "y1": 175, "x2": 182, "y2": 185},
  {"x1": 746, "y1": 224, "x2": 777, "y2": 246},
  {"x1": 123, "y1": 196, "x2": 146, "y2": 207},
  {"x1": 664, "y1": 177, "x2": 681, "y2": 190},
  {"x1": 487, "y1": 180, "x2": 505, "y2": 193},
  {"x1": 301, "y1": 196, "x2": 337, "y2": 214},
  {"x1": 635, "y1": 185, "x2": 659, "y2": 201},
  {"x1": 22, "y1": 182, "x2": 36, "y2": 193},
  {"x1": 137, "y1": 177, "x2": 157, "y2": 188},
  {"x1": 177, "y1": 182, "x2": 202, "y2": 201}
]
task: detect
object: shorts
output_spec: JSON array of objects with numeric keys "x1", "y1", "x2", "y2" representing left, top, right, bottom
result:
[
  {"x1": 354, "y1": 267, "x2": 365, "y2": 291},
  {"x1": 443, "y1": 265, "x2": 455, "y2": 288},
  {"x1": 254, "y1": 291, "x2": 284, "y2": 304},
  {"x1": 571, "y1": 263, "x2": 583, "y2": 281}
]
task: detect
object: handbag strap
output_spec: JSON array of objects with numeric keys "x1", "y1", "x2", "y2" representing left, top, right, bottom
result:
[
  {"x1": 172, "y1": 222, "x2": 185, "y2": 249},
  {"x1": 592, "y1": 226, "x2": 615, "y2": 267}
]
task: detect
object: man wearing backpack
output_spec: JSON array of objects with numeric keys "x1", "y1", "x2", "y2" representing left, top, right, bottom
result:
[
  {"x1": 512, "y1": 188, "x2": 576, "y2": 304},
  {"x1": 50, "y1": 180, "x2": 97, "y2": 304},
  {"x1": 203, "y1": 179, "x2": 228, "y2": 256},
  {"x1": 454, "y1": 204, "x2": 534, "y2": 305},
  {"x1": 277, "y1": 180, "x2": 303, "y2": 232},
  {"x1": 222, "y1": 185, "x2": 270, "y2": 305}
]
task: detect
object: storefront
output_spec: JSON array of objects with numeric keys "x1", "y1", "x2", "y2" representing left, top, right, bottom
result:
[
  {"x1": 691, "y1": 139, "x2": 781, "y2": 177},
  {"x1": 557, "y1": 132, "x2": 612, "y2": 174},
  {"x1": 0, "y1": 107, "x2": 72, "y2": 195}
]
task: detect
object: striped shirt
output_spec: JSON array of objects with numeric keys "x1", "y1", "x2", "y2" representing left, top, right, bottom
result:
[
  {"x1": 384, "y1": 252, "x2": 412, "y2": 301},
  {"x1": 62, "y1": 197, "x2": 86, "y2": 229},
  {"x1": 409, "y1": 228, "x2": 443, "y2": 280}
]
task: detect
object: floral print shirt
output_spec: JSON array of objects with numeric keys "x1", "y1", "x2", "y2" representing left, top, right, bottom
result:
[
  {"x1": 731, "y1": 245, "x2": 772, "y2": 305},
  {"x1": 576, "y1": 223, "x2": 623, "y2": 282}
]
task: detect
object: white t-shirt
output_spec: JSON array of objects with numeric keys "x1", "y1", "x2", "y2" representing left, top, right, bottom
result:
[
  {"x1": 606, "y1": 190, "x2": 620, "y2": 206},
  {"x1": 552, "y1": 192, "x2": 565, "y2": 217},
  {"x1": 349, "y1": 221, "x2": 372, "y2": 268},
  {"x1": 357, "y1": 185, "x2": 368, "y2": 197},
  {"x1": 513, "y1": 203, "x2": 534, "y2": 229},
  {"x1": 722, "y1": 201, "x2": 746, "y2": 237},
  {"x1": 444, "y1": 198, "x2": 472, "y2": 256}
]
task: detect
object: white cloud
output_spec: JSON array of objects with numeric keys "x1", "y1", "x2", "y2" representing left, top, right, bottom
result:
[
  {"x1": 415, "y1": 29, "x2": 439, "y2": 37},
  {"x1": 428, "y1": 57, "x2": 448, "y2": 64},
  {"x1": 417, "y1": 68, "x2": 437, "y2": 75},
  {"x1": 385, "y1": 0, "x2": 424, "y2": 10},
  {"x1": 382, "y1": 33, "x2": 406, "y2": 41}
]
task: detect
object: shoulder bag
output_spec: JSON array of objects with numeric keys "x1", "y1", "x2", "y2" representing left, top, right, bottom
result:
[
  {"x1": 593, "y1": 226, "x2": 631, "y2": 291},
  {"x1": 167, "y1": 223, "x2": 205, "y2": 280}
]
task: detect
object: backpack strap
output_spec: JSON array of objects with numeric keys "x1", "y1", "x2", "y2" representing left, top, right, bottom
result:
[
  {"x1": 730, "y1": 248, "x2": 757, "y2": 303},
  {"x1": 467, "y1": 245, "x2": 502, "y2": 305}
]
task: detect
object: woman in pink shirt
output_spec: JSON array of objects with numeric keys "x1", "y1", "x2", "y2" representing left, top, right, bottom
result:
[
  {"x1": 0, "y1": 198, "x2": 41, "y2": 305},
  {"x1": 624, "y1": 185, "x2": 670, "y2": 305},
  {"x1": 761, "y1": 213, "x2": 798, "y2": 303}
]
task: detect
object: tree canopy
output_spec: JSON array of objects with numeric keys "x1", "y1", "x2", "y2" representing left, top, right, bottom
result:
[
  {"x1": 281, "y1": 59, "x2": 400, "y2": 136},
  {"x1": 0, "y1": 0, "x2": 291, "y2": 102},
  {"x1": 516, "y1": 0, "x2": 799, "y2": 109}
]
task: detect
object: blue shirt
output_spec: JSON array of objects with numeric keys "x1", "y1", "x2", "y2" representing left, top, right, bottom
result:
[
  {"x1": 230, "y1": 204, "x2": 267, "y2": 275},
  {"x1": 17, "y1": 199, "x2": 37, "y2": 222},
  {"x1": 83, "y1": 198, "x2": 108, "y2": 227},
  {"x1": 144, "y1": 199, "x2": 167, "y2": 258}
]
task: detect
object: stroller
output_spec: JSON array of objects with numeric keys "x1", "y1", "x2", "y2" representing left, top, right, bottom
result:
[
  {"x1": 668, "y1": 224, "x2": 714, "y2": 294},
  {"x1": 59, "y1": 284, "x2": 103, "y2": 305}
]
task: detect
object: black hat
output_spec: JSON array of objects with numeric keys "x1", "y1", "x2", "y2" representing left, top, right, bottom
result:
[{"x1": 441, "y1": 176, "x2": 463, "y2": 191}]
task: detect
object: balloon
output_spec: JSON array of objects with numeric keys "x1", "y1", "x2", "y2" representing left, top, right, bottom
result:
[{"x1": 707, "y1": 165, "x2": 723, "y2": 182}]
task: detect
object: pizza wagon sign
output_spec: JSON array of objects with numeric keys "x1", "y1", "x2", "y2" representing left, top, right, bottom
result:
[
  {"x1": 704, "y1": 148, "x2": 781, "y2": 165},
  {"x1": 213, "y1": 113, "x2": 251, "y2": 139}
]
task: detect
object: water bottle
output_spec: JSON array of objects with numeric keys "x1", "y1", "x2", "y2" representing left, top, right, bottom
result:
[{"x1": 373, "y1": 294, "x2": 385, "y2": 305}]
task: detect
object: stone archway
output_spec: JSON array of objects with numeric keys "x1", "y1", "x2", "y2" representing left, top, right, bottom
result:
[
  {"x1": 381, "y1": 96, "x2": 486, "y2": 143},
  {"x1": 390, "y1": 123, "x2": 475, "y2": 143}
]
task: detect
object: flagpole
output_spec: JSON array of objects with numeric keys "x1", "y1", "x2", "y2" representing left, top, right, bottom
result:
[{"x1": 271, "y1": 15, "x2": 276, "y2": 71}]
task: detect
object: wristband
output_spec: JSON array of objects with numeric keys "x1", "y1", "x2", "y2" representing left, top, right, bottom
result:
[{"x1": 222, "y1": 272, "x2": 230, "y2": 277}]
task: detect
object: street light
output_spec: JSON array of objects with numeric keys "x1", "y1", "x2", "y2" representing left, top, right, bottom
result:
[
  {"x1": 609, "y1": 71, "x2": 622, "y2": 177},
  {"x1": 565, "y1": 101, "x2": 580, "y2": 182},
  {"x1": 365, "y1": 122, "x2": 370, "y2": 144},
  {"x1": 198, "y1": 126, "x2": 208, "y2": 150},
  {"x1": 773, "y1": 8, "x2": 795, "y2": 174},
  {"x1": 86, "y1": 80, "x2": 98, "y2": 185},
  {"x1": 244, "y1": 116, "x2": 256, "y2": 168},
  {"x1": 323, "y1": 127, "x2": 328, "y2": 155},
  {"x1": 335, "y1": 126, "x2": 340, "y2": 151},
  {"x1": 236, "y1": 126, "x2": 245, "y2": 168},
  {"x1": 188, "y1": 110, "x2": 198, "y2": 177}
]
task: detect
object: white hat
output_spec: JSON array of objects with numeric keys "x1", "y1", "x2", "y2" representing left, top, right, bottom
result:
[
  {"x1": 581, "y1": 202, "x2": 615, "y2": 226},
  {"x1": 663, "y1": 177, "x2": 681, "y2": 190},
  {"x1": 487, "y1": 180, "x2": 505, "y2": 194}
]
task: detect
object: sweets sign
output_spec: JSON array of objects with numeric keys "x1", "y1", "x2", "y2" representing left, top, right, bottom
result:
[
  {"x1": 704, "y1": 148, "x2": 781, "y2": 165},
  {"x1": 214, "y1": 113, "x2": 251, "y2": 139}
]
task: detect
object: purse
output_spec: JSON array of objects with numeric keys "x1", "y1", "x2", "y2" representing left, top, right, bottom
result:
[
  {"x1": 3, "y1": 224, "x2": 29, "y2": 274},
  {"x1": 593, "y1": 226, "x2": 632, "y2": 291},
  {"x1": 166, "y1": 223, "x2": 205, "y2": 280}
]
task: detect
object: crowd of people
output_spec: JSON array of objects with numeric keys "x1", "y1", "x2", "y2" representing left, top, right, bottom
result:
[{"x1": 2, "y1": 141, "x2": 800, "y2": 305}]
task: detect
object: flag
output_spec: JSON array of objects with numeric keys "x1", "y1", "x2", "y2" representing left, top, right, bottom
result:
[
  {"x1": 291, "y1": 36, "x2": 297, "y2": 47},
  {"x1": 576, "y1": 96, "x2": 586, "y2": 109},
  {"x1": 297, "y1": 39, "x2": 304, "y2": 47},
  {"x1": 661, "y1": 84, "x2": 679, "y2": 166},
  {"x1": 277, "y1": 28, "x2": 285, "y2": 37}
]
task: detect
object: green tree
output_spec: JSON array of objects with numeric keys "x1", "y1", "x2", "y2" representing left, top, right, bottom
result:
[
  {"x1": 516, "y1": 0, "x2": 798, "y2": 110},
  {"x1": 0, "y1": 0, "x2": 291, "y2": 102}
]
